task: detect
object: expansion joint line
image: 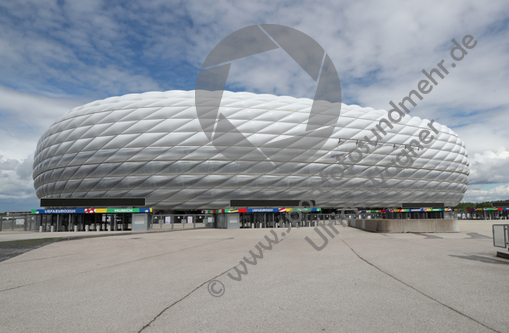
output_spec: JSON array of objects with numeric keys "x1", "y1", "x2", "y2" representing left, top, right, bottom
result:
[
  {"x1": 138, "y1": 266, "x2": 233, "y2": 332},
  {"x1": 341, "y1": 240, "x2": 500, "y2": 333},
  {"x1": 138, "y1": 236, "x2": 287, "y2": 332}
]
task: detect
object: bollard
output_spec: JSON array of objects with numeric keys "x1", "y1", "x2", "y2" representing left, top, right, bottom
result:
[
  {"x1": 275, "y1": 223, "x2": 278, "y2": 228},
  {"x1": 85, "y1": 225, "x2": 90, "y2": 232},
  {"x1": 107, "y1": 225, "x2": 111, "y2": 231},
  {"x1": 96, "y1": 225, "x2": 100, "y2": 232},
  {"x1": 50, "y1": 225, "x2": 54, "y2": 232},
  {"x1": 74, "y1": 225, "x2": 78, "y2": 232},
  {"x1": 251, "y1": 223, "x2": 254, "y2": 229},
  {"x1": 39, "y1": 226, "x2": 43, "y2": 233}
]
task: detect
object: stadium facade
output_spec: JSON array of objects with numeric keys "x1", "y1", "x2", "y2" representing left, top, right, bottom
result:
[{"x1": 32, "y1": 90, "x2": 469, "y2": 210}]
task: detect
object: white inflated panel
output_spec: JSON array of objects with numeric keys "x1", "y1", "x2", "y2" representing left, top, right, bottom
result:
[{"x1": 33, "y1": 91, "x2": 469, "y2": 208}]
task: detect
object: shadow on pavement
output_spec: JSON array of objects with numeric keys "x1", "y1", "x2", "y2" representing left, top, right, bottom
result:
[{"x1": 0, "y1": 238, "x2": 61, "y2": 263}]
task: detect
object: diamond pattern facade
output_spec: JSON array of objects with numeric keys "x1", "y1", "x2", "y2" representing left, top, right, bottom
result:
[{"x1": 33, "y1": 90, "x2": 469, "y2": 208}]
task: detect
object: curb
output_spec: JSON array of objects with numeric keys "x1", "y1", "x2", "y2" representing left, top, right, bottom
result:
[{"x1": 0, "y1": 227, "x2": 209, "y2": 243}]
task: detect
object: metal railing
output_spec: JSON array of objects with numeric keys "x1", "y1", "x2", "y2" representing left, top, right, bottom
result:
[
  {"x1": 0, "y1": 214, "x2": 35, "y2": 232},
  {"x1": 151, "y1": 214, "x2": 215, "y2": 230}
]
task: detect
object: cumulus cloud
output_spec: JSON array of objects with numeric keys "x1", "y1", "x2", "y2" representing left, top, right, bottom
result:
[
  {"x1": 16, "y1": 154, "x2": 34, "y2": 180},
  {"x1": 464, "y1": 184, "x2": 509, "y2": 203},
  {"x1": 0, "y1": 154, "x2": 38, "y2": 212},
  {"x1": 0, "y1": 157, "x2": 20, "y2": 171},
  {"x1": 469, "y1": 147, "x2": 509, "y2": 185},
  {"x1": 0, "y1": 154, "x2": 35, "y2": 200}
]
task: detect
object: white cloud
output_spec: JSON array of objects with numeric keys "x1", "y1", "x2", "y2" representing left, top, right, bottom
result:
[
  {"x1": 469, "y1": 147, "x2": 509, "y2": 185},
  {"x1": 464, "y1": 184, "x2": 509, "y2": 202},
  {"x1": 0, "y1": 0, "x2": 162, "y2": 96},
  {"x1": 461, "y1": 147, "x2": 509, "y2": 202},
  {"x1": 0, "y1": 154, "x2": 35, "y2": 200}
]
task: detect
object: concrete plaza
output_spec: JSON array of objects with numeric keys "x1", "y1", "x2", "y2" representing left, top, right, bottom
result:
[{"x1": 0, "y1": 220, "x2": 507, "y2": 332}]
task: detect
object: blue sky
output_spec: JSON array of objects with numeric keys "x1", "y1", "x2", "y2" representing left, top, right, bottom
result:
[{"x1": 1, "y1": 0, "x2": 509, "y2": 211}]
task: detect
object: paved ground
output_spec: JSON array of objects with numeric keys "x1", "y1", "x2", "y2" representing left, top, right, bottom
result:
[{"x1": 0, "y1": 220, "x2": 508, "y2": 332}]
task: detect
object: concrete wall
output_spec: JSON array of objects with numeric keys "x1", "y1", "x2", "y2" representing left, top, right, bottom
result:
[
  {"x1": 132, "y1": 213, "x2": 151, "y2": 231},
  {"x1": 215, "y1": 213, "x2": 240, "y2": 229},
  {"x1": 349, "y1": 219, "x2": 459, "y2": 233}
]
